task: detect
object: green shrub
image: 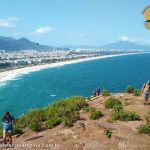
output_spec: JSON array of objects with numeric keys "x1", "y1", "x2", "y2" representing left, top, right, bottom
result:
[
  {"x1": 110, "y1": 111, "x2": 140, "y2": 121},
  {"x1": 13, "y1": 126, "x2": 23, "y2": 135},
  {"x1": 89, "y1": 107, "x2": 97, "y2": 112},
  {"x1": 62, "y1": 110, "x2": 79, "y2": 127},
  {"x1": 133, "y1": 90, "x2": 141, "y2": 96},
  {"x1": 44, "y1": 96, "x2": 87, "y2": 127},
  {"x1": 90, "y1": 110, "x2": 103, "y2": 120},
  {"x1": 7, "y1": 96, "x2": 87, "y2": 132},
  {"x1": 26, "y1": 108, "x2": 46, "y2": 123},
  {"x1": 113, "y1": 104, "x2": 123, "y2": 112},
  {"x1": 137, "y1": 124, "x2": 150, "y2": 134},
  {"x1": 79, "y1": 122, "x2": 85, "y2": 129},
  {"x1": 102, "y1": 89, "x2": 110, "y2": 96},
  {"x1": 45, "y1": 118, "x2": 61, "y2": 129},
  {"x1": 28, "y1": 120, "x2": 41, "y2": 132},
  {"x1": 126, "y1": 86, "x2": 135, "y2": 93},
  {"x1": 104, "y1": 97, "x2": 122, "y2": 109},
  {"x1": 82, "y1": 105, "x2": 90, "y2": 112},
  {"x1": 104, "y1": 129, "x2": 112, "y2": 138},
  {"x1": 15, "y1": 115, "x2": 28, "y2": 129}
]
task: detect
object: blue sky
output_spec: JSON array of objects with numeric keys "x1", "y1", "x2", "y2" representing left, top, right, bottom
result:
[{"x1": 0, "y1": 0, "x2": 150, "y2": 46}]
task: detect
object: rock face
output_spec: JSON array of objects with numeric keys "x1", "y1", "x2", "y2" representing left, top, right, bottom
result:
[
  {"x1": 1, "y1": 93, "x2": 150, "y2": 150},
  {"x1": 98, "y1": 121, "x2": 117, "y2": 130}
]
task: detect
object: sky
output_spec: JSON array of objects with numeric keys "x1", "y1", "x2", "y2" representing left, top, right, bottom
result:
[{"x1": 0, "y1": 0, "x2": 150, "y2": 46}]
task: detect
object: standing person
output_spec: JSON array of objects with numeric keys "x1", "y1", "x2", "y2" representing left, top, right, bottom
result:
[
  {"x1": 2, "y1": 112, "x2": 15, "y2": 145},
  {"x1": 141, "y1": 81, "x2": 150, "y2": 105}
]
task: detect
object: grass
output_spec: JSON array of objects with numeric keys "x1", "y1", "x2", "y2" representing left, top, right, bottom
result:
[
  {"x1": 125, "y1": 86, "x2": 135, "y2": 93},
  {"x1": 110, "y1": 111, "x2": 140, "y2": 121},
  {"x1": 133, "y1": 90, "x2": 141, "y2": 96},
  {"x1": 137, "y1": 110, "x2": 150, "y2": 135},
  {"x1": 106, "y1": 97, "x2": 140, "y2": 121},
  {"x1": 102, "y1": 89, "x2": 110, "y2": 96},
  {"x1": 90, "y1": 110, "x2": 103, "y2": 120},
  {"x1": 79, "y1": 122, "x2": 86, "y2": 129},
  {"x1": 104, "y1": 129, "x2": 112, "y2": 138},
  {"x1": 45, "y1": 118, "x2": 61, "y2": 129},
  {"x1": 13, "y1": 96, "x2": 88, "y2": 132},
  {"x1": 137, "y1": 124, "x2": 150, "y2": 135},
  {"x1": 104, "y1": 97, "x2": 122, "y2": 109}
]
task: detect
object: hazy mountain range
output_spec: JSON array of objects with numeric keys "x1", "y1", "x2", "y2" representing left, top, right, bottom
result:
[{"x1": 0, "y1": 36, "x2": 150, "y2": 51}]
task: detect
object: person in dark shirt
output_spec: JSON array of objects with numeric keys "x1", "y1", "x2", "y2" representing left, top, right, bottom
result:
[
  {"x1": 2, "y1": 112, "x2": 15, "y2": 145},
  {"x1": 96, "y1": 87, "x2": 101, "y2": 95}
]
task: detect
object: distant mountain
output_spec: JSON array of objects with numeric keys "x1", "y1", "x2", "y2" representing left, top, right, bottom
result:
[
  {"x1": 1, "y1": 36, "x2": 150, "y2": 51},
  {"x1": 68, "y1": 41, "x2": 150, "y2": 51},
  {"x1": 0, "y1": 36, "x2": 52, "y2": 51},
  {"x1": 100, "y1": 41, "x2": 150, "y2": 50}
]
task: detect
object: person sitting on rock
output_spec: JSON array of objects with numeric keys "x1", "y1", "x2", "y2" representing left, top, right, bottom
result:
[
  {"x1": 96, "y1": 87, "x2": 101, "y2": 95},
  {"x1": 92, "y1": 90, "x2": 97, "y2": 97}
]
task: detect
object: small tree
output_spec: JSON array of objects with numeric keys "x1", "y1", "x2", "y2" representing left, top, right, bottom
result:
[{"x1": 126, "y1": 86, "x2": 135, "y2": 93}]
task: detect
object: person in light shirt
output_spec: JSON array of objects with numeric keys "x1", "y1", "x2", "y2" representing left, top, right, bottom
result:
[{"x1": 141, "y1": 81, "x2": 150, "y2": 105}]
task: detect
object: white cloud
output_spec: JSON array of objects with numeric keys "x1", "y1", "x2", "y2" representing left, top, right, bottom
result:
[
  {"x1": 13, "y1": 32, "x2": 25, "y2": 37},
  {"x1": 29, "y1": 26, "x2": 53, "y2": 35},
  {"x1": 35, "y1": 26, "x2": 52, "y2": 34},
  {"x1": 0, "y1": 16, "x2": 20, "y2": 28},
  {"x1": 119, "y1": 35, "x2": 150, "y2": 45},
  {"x1": 119, "y1": 35, "x2": 130, "y2": 41}
]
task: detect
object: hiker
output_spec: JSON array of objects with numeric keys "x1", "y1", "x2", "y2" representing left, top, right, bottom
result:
[
  {"x1": 96, "y1": 87, "x2": 101, "y2": 95},
  {"x1": 141, "y1": 81, "x2": 150, "y2": 105},
  {"x1": 92, "y1": 90, "x2": 97, "y2": 97},
  {"x1": 2, "y1": 112, "x2": 16, "y2": 145}
]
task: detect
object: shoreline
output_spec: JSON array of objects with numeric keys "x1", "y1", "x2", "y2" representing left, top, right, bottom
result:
[{"x1": 0, "y1": 52, "x2": 149, "y2": 84}]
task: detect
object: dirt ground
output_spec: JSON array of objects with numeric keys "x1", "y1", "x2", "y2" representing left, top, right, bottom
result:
[{"x1": 0, "y1": 93, "x2": 150, "y2": 150}]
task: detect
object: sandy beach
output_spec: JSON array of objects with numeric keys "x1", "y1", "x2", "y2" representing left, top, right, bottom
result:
[{"x1": 0, "y1": 52, "x2": 148, "y2": 84}]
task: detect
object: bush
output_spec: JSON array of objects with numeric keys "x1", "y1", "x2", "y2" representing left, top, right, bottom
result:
[
  {"x1": 133, "y1": 90, "x2": 141, "y2": 96},
  {"x1": 62, "y1": 110, "x2": 79, "y2": 127},
  {"x1": 79, "y1": 122, "x2": 85, "y2": 129},
  {"x1": 45, "y1": 118, "x2": 61, "y2": 129},
  {"x1": 102, "y1": 89, "x2": 110, "y2": 96},
  {"x1": 110, "y1": 111, "x2": 140, "y2": 121},
  {"x1": 28, "y1": 120, "x2": 41, "y2": 132},
  {"x1": 82, "y1": 105, "x2": 90, "y2": 112},
  {"x1": 8, "y1": 96, "x2": 87, "y2": 132},
  {"x1": 104, "y1": 97, "x2": 122, "y2": 109},
  {"x1": 104, "y1": 129, "x2": 112, "y2": 138},
  {"x1": 44, "y1": 96, "x2": 87, "y2": 127},
  {"x1": 13, "y1": 126, "x2": 23, "y2": 135},
  {"x1": 90, "y1": 110, "x2": 103, "y2": 120},
  {"x1": 113, "y1": 104, "x2": 123, "y2": 112},
  {"x1": 15, "y1": 115, "x2": 28, "y2": 129},
  {"x1": 137, "y1": 124, "x2": 150, "y2": 134},
  {"x1": 126, "y1": 86, "x2": 135, "y2": 93},
  {"x1": 26, "y1": 108, "x2": 46, "y2": 123}
]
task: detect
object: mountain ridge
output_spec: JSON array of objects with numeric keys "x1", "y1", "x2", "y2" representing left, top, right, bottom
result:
[{"x1": 0, "y1": 36, "x2": 150, "y2": 51}]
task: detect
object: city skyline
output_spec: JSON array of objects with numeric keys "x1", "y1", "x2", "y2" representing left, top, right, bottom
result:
[{"x1": 0, "y1": 0, "x2": 150, "y2": 46}]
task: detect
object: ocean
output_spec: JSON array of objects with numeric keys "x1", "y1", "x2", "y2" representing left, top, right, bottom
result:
[{"x1": 0, "y1": 53, "x2": 150, "y2": 118}]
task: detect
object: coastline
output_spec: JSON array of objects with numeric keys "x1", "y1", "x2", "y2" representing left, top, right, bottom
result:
[{"x1": 0, "y1": 52, "x2": 148, "y2": 84}]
